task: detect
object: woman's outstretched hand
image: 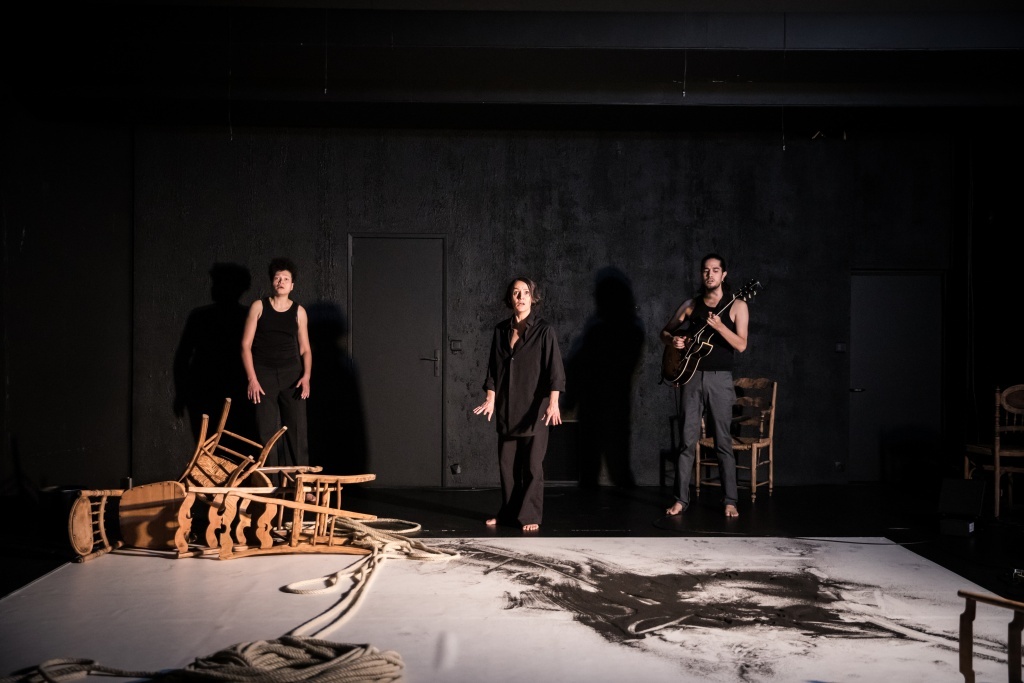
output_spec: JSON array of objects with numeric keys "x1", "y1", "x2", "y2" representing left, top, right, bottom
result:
[{"x1": 473, "y1": 396, "x2": 495, "y2": 421}]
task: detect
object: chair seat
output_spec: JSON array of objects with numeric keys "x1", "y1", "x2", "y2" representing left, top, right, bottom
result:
[
  {"x1": 967, "y1": 448, "x2": 1024, "y2": 461},
  {"x1": 119, "y1": 481, "x2": 189, "y2": 552},
  {"x1": 965, "y1": 442, "x2": 1024, "y2": 466},
  {"x1": 698, "y1": 436, "x2": 771, "y2": 451},
  {"x1": 735, "y1": 436, "x2": 772, "y2": 449}
]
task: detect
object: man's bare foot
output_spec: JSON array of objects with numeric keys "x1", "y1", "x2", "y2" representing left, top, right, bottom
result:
[
  {"x1": 725, "y1": 504, "x2": 739, "y2": 518},
  {"x1": 522, "y1": 523, "x2": 539, "y2": 532},
  {"x1": 485, "y1": 517, "x2": 498, "y2": 526},
  {"x1": 665, "y1": 501, "x2": 686, "y2": 516}
]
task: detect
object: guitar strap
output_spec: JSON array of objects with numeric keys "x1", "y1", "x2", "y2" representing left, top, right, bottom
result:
[
  {"x1": 689, "y1": 296, "x2": 736, "y2": 371},
  {"x1": 661, "y1": 279, "x2": 761, "y2": 386}
]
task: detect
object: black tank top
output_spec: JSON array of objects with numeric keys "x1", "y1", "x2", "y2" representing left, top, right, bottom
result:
[
  {"x1": 690, "y1": 295, "x2": 736, "y2": 372},
  {"x1": 252, "y1": 298, "x2": 299, "y2": 368}
]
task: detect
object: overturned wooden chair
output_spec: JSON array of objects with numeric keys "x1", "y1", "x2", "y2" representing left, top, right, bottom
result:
[
  {"x1": 178, "y1": 397, "x2": 317, "y2": 551},
  {"x1": 68, "y1": 480, "x2": 192, "y2": 561},
  {"x1": 191, "y1": 473, "x2": 378, "y2": 560},
  {"x1": 68, "y1": 398, "x2": 375, "y2": 561},
  {"x1": 70, "y1": 475, "x2": 379, "y2": 561},
  {"x1": 179, "y1": 397, "x2": 288, "y2": 490}
]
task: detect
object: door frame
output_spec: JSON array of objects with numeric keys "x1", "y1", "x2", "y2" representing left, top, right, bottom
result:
[
  {"x1": 848, "y1": 269, "x2": 946, "y2": 483},
  {"x1": 348, "y1": 233, "x2": 447, "y2": 487}
]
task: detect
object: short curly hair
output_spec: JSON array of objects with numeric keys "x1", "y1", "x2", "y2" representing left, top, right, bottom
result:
[{"x1": 268, "y1": 257, "x2": 298, "y2": 283}]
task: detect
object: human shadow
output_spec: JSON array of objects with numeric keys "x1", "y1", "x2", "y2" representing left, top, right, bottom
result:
[
  {"x1": 173, "y1": 263, "x2": 256, "y2": 443},
  {"x1": 564, "y1": 267, "x2": 645, "y2": 488},
  {"x1": 306, "y1": 301, "x2": 370, "y2": 476}
]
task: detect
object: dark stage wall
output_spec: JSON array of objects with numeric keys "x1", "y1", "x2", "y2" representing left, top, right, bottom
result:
[{"x1": 11, "y1": 105, "x2": 1023, "y2": 494}]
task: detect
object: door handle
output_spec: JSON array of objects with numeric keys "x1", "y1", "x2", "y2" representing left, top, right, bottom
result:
[
  {"x1": 419, "y1": 349, "x2": 440, "y2": 377},
  {"x1": 850, "y1": 388, "x2": 866, "y2": 393}
]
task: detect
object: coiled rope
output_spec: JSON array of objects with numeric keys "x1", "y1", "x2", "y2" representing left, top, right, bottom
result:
[
  {"x1": 0, "y1": 637, "x2": 404, "y2": 682},
  {"x1": 1, "y1": 517, "x2": 457, "y2": 682}
]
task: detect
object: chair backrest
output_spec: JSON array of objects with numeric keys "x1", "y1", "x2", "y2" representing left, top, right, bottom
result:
[
  {"x1": 179, "y1": 398, "x2": 288, "y2": 489},
  {"x1": 731, "y1": 377, "x2": 777, "y2": 441},
  {"x1": 994, "y1": 384, "x2": 1024, "y2": 449}
]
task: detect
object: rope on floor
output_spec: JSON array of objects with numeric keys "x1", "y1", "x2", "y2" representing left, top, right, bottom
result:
[
  {"x1": 282, "y1": 517, "x2": 460, "y2": 638},
  {"x1": 0, "y1": 518, "x2": 455, "y2": 682},
  {"x1": 0, "y1": 636, "x2": 404, "y2": 683}
]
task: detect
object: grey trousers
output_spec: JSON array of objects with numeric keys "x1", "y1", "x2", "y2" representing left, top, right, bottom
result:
[{"x1": 674, "y1": 370, "x2": 738, "y2": 507}]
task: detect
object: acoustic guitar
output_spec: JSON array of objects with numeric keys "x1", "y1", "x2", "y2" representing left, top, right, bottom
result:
[{"x1": 660, "y1": 278, "x2": 764, "y2": 386}]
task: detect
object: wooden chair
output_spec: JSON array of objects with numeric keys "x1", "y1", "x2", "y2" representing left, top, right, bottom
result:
[
  {"x1": 964, "y1": 384, "x2": 1024, "y2": 518},
  {"x1": 177, "y1": 397, "x2": 303, "y2": 547},
  {"x1": 118, "y1": 481, "x2": 191, "y2": 555},
  {"x1": 695, "y1": 377, "x2": 777, "y2": 503},
  {"x1": 67, "y1": 398, "x2": 338, "y2": 560},
  {"x1": 68, "y1": 489, "x2": 125, "y2": 562},
  {"x1": 68, "y1": 479, "x2": 277, "y2": 562},
  {"x1": 178, "y1": 397, "x2": 287, "y2": 490},
  {"x1": 957, "y1": 589, "x2": 1024, "y2": 683},
  {"x1": 199, "y1": 473, "x2": 378, "y2": 560}
]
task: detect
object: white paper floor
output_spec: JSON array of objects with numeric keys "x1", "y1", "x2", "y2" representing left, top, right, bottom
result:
[{"x1": 0, "y1": 537, "x2": 1014, "y2": 682}]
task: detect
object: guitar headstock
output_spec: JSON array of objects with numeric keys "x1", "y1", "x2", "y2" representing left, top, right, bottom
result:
[{"x1": 736, "y1": 278, "x2": 764, "y2": 302}]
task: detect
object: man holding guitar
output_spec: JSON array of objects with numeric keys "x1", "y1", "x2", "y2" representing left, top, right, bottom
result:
[{"x1": 660, "y1": 253, "x2": 749, "y2": 519}]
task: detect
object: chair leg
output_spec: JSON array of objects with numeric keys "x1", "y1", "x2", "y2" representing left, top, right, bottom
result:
[
  {"x1": 768, "y1": 444, "x2": 774, "y2": 496},
  {"x1": 750, "y1": 445, "x2": 757, "y2": 503},
  {"x1": 1006, "y1": 472, "x2": 1016, "y2": 516},
  {"x1": 663, "y1": 414, "x2": 678, "y2": 489},
  {"x1": 995, "y1": 459, "x2": 1002, "y2": 518},
  {"x1": 695, "y1": 444, "x2": 702, "y2": 497}
]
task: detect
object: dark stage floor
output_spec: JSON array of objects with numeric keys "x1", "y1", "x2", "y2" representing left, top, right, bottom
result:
[{"x1": 2, "y1": 481, "x2": 1023, "y2": 605}]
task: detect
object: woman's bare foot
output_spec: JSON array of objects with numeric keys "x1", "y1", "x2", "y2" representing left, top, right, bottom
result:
[
  {"x1": 522, "y1": 523, "x2": 539, "y2": 532},
  {"x1": 665, "y1": 501, "x2": 686, "y2": 516},
  {"x1": 724, "y1": 504, "x2": 739, "y2": 518},
  {"x1": 485, "y1": 517, "x2": 498, "y2": 526}
]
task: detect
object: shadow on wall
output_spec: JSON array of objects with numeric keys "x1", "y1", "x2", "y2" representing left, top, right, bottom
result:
[
  {"x1": 564, "y1": 266, "x2": 646, "y2": 488},
  {"x1": 172, "y1": 263, "x2": 256, "y2": 442},
  {"x1": 306, "y1": 301, "x2": 369, "y2": 476}
]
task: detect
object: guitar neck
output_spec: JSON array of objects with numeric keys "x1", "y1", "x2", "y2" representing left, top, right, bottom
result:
[{"x1": 684, "y1": 291, "x2": 739, "y2": 337}]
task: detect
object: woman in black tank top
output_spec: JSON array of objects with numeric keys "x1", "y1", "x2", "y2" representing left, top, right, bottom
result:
[{"x1": 241, "y1": 257, "x2": 312, "y2": 468}]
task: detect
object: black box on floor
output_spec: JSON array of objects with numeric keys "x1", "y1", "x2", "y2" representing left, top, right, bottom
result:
[
  {"x1": 939, "y1": 518, "x2": 975, "y2": 537},
  {"x1": 937, "y1": 478, "x2": 986, "y2": 536}
]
